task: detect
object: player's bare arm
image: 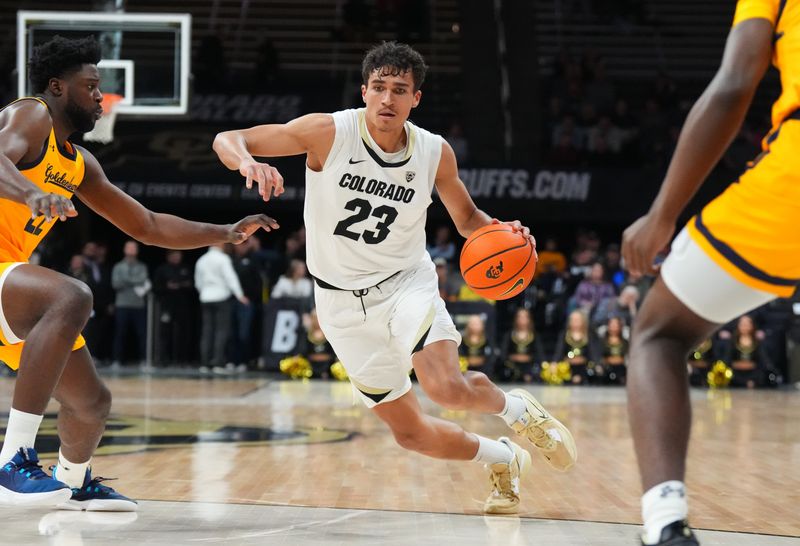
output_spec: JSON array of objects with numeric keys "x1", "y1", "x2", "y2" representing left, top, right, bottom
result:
[
  {"x1": 75, "y1": 145, "x2": 279, "y2": 248},
  {"x1": 435, "y1": 140, "x2": 533, "y2": 244},
  {"x1": 0, "y1": 100, "x2": 77, "y2": 221},
  {"x1": 213, "y1": 113, "x2": 335, "y2": 201},
  {"x1": 622, "y1": 18, "x2": 773, "y2": 276}
]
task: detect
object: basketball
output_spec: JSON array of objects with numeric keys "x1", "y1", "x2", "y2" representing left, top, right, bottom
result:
[{"x1": 459, "y1": 224, "x2": 537, "y2": 300}]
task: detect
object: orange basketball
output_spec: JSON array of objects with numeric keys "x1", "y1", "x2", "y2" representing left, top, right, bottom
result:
[{"x1": 459, "y1": 224, "x2": 537, "y2": 300}]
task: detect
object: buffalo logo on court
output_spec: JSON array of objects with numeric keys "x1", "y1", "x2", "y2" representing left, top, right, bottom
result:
[
  {"x1": 485, "y1": 261, "x2": 504, "y2": 279},
  {"x1": 405, "y1": 171, "x2": 416, "y2": 182},
  {"x1": 0, "y1": 413, "x2": 354, "y2": 457}
]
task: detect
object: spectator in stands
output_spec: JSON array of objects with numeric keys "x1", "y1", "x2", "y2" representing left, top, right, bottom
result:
[
  {"x1": 586, "y1": 135, "x2": 619, "y2": 167},
  {"x1": 536, "y1": 237, "x2": 568, "y2": 278},
  {"x1": 499, "y1": 308, "x2": 546, "y2": 383},
  {"x1": 575, "y1": 228, "x2": 602, "y2": 254},
  {"x1": 569, "y1": 247, "x2": 597, "y2": 279},
  {"x1": 602, "y1": 243, "x2": 624, "y2": 288},
  {"x1": 552, "y1": 114, "x2": 583, "y2": 150},
  {"x1": 195, "y1": 244, "x2": 248, "y2": 373},
  {"x1": 445, "y1": 121, "x2": 469, "y2": 164},
  {"x1": 549, "y1": 132, "x2": 582, "y2": 167},
  {"x1": 592, "y1": 284, "x2": 640, "y2": 329},
  {"x1": 587, "y1": 116, "x2": 624, "y2": 155},
  {"x1": 232, "y1": 238, "x2": 264, "y2": 371},
  {"x1": 553, "y1": 310, "x2": 599, "y2": 384},
  {"x1": 621, "y1": 268, "x2": 654, "y2": 302},
  {"x1": 434, "y1": 258, "x2": 462, "y2": 302},
  {"x1": 153, "y1": 250, "x2": 195, "y2": 366},
  {"x1": 585, "y1": 60, "x2": 616, "y2": 114},
  {"x1": 428, "y1": 225, "x2": 456, "y2": 263},
  {"x1": 303, "y1": 309, "x2": 336, "y2": 379},
  {"x1": 577, "y1": 102, "x2": 599, "y2": 144},
  {"x1": 573, "y1": 262, "x2": 616, "y2": 314},
  {"x1": 111, "y1": 240, "x2": 150, "y2": 369},
  {"x1": 723, "y1": 315, "x2": 774, "y2": 389},
  {"x1": 598, "y1": 316, "x2": 628, "y2": 385},
  {"x1": 611, "y1": 98, "x2": 638, "y2": 160},
  {"x1": 82, "y1": 241, "x2": 114, "y2": 366},
  {"x1": 639, "y1": 98, "x2": 670, "y2": 166},
  {"x1": 271, "y1": 259, "x2": 313, "y2": 311},
  {"x1": 284, "y1": 228, "x2": 307, "y2": 263},
  {"x1": 751, "y1": 298, "x2": 792, "y2": 382},
  {"x1": 66, "y1": 254, "x2": 90, "y2": 285},
  {"x1": 544, "y1": 96, "x2": 566, "y2": 146},
  {"x1": 459, "y1": 314, "x2": 493, "y2": 376}
]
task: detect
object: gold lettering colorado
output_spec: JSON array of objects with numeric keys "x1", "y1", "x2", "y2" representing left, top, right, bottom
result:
[
  {"x1": 44, "y1": 163, "x2": 77, "y2": 193},
  {"x1": 339, "y1": 172, "x2": 415, "y2": 203}
]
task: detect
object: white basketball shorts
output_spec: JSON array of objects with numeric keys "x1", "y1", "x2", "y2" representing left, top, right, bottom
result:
[
  {"x1": 314, "y1": 255, "x2": 461, "y2": 408},
  {"x1": 660, "y1": 228, "x2": 776, "y2": 324}
]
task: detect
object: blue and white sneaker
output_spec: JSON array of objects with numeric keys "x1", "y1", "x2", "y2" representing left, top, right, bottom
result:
[
  {"x1": 0, "y1": 448, "x2": 72, "y2": 506},
  {"x1": 55, "y1": 469, "x2": 138, "y2": 512}
]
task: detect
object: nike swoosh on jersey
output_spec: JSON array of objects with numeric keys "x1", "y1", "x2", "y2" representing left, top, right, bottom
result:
[{"x1": 348, "y1": 158, "x2": 366, "y2": 164}]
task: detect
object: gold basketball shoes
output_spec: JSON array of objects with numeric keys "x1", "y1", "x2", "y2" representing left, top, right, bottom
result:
[
  {"x1": 484, "y1": 437, "x2": 531, "y2": 514},
  {"x1": 508, "y1": 388, "x2": 577, "y2": 472}
]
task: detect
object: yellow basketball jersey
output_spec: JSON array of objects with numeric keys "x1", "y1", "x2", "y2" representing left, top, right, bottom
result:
[
  {"x1": 734, "y1": 0, "x2": 800, "y2": 128},
  {"x1": 681, "y1": 1, "x2": 800, "y2": 297},
  {"x1": 0, "y1": 97, "x2": 85, "y2": 262}
]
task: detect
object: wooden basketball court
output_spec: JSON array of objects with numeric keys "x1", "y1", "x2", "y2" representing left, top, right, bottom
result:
[{"x1": 1, "y1": 376, "x2": 798, "y2": 545}]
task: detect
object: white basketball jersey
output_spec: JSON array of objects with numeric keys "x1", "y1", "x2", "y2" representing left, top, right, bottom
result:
[{"x1": 305, "y1": 108, "x2": 443, "y2": 290}]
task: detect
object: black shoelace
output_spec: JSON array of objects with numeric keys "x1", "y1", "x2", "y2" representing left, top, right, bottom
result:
[{"x1": 15, "y1": 451, "x2": 49, "y2": 480}]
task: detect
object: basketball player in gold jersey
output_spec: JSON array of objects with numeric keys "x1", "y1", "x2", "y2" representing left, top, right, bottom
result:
[
  {"x1": 623, "y1": 1, "x2": 799, "y2": 544},
  {"x1": 0, "y1": 35, "x2": 278, "y2": 510}
]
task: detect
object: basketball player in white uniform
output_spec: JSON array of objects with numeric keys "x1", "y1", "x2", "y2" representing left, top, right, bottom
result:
[{"x1": 213, "y1": 42, "x2": 577, "y2": 513}]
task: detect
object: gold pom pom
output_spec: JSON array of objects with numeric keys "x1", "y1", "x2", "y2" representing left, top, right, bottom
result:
[
  {"x1": 707, "y1": 360, "x2": 733, "y2": 388},
  {"x1": 330, "y1": 361, "x2": 349, "y2": 381},
  {"x1": 458, "y1": 356, "x2": 469, "y2": 373},
  {"x1": 279, "y1": 355, "x2": 312, "y2": 380},
  {"x1": 540, "y1": 361, "x2": 572, "y2": 385}
]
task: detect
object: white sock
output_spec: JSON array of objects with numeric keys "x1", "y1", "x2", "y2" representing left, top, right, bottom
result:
[
  {"x1": 53, "y1": 450, "x2": 90, "y2": 489},
  {"x1": 642, "y1": 481, "x2": 688, "y2": 544},
  {"x1": 496, "y1": 392, "x2": 527, "y2": 426},
  {"x1": 0, "y1": 407, "x2": 43, "y2": 464},
  {"x1": 471, "y1": 435, "x2": 514, "y2": 465}
]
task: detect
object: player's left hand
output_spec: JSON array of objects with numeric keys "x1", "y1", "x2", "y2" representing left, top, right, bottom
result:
[
  {"x1": 239, "y1": 158, "x2": 285, "y2": 202},
  {"x1": 492, "y1": 218, "x2": 536, "y2": 246},
  {"x1": 227, "y1": 214, "x2": 280, "y2": 244}
]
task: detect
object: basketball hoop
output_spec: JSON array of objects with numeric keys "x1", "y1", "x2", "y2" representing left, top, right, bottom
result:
[{"x1": 84, "y1": 93, "x2": 124, "y2": 144}]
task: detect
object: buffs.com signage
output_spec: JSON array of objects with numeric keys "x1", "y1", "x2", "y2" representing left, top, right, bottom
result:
[
  {"x1": 455, "y1": 167, "x2": 657, "y2": 222},
  {"x1": 459, "y1": 168, "x2": 591, "y2": 201}
]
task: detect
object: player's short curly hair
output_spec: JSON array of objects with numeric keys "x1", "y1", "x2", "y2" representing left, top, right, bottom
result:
[
  {"x1": 362, "y1": 41, "x2": 428, "y2": 91},
  {"x1": 28, "y1": 35, "x2": 102, "y2": 93}
]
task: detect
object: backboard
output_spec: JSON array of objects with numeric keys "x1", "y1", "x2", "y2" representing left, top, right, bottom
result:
[{"x1": 17, "y1": 11, "x2": 191, "y2": 116}]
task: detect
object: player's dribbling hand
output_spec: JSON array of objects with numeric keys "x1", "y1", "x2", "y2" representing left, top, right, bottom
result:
[
  {"x1": 492, "y1": 218, "x2": 535, "y2": 245},
  {"x1": 239, "y1": 158, "x2": 285, "y2": 201},
  {"x1": 25, "y1": 190, "x2": 78, "y2": 222},
  {"x1": 621, "y1": 212, "x2": 674, "y2": 276},
  {"x1": 228, "y1": 214, "x2": 280, "y2": 244}
]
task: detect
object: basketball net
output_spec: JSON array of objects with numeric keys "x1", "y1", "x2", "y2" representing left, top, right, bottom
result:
[{"x1": 84, "y1": 93, "x2": 123, "y2": 144}]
